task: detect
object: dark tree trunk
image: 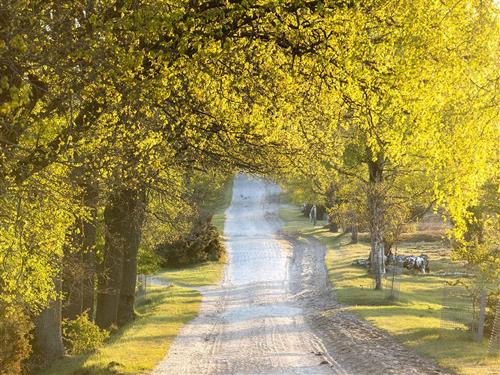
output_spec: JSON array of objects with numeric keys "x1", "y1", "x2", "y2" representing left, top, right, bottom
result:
[
  {"x1": 303, "y1": 203, "x2": 312, "y2": 217},
  {"x1": 82, "y1": 246, "x2": 96, "y2": 318},
  {"x1": 62, "y1": 247, "x2": 83, "y2": 320},
  {"x1": 32, "y1": 277, "x2": 64, "y2": 368},
  {"x1": 328, "y1": 221, "x2": 338, "y2": 232},
  {"x1": 96, "y1": 187, "x2": 144, "y2": 329},
  {"x1": 351, "y1": 225, "x2": 358, "y2": 244},
  {"x1": 325, "y1": 182, "x2": 338, "y2": 232},
  {"x1": 384, "y1": 241, "x2": 393, "y2": 257},
  {"x1": 117, "y1": 190, "x2": 146, "y2": 326},
  {"x1": 62, "y1": 173, "x2": 98, "y2": 321},
  {"x1": 367, "y1": 154, "x2": 385, "y2": 290},
  {"x1": 62, "y1": 221, "x2": 97, "y2": 320},
  {"x1": 96, "y1": 190, "x2": 127, "y2": 329}
]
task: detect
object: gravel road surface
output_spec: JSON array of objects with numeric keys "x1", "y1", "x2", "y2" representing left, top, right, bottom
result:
[{"x1": 153, "y1": 175, "x2": 451, "y2": 375}]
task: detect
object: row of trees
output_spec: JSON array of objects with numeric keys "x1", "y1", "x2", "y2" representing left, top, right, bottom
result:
[
  {"x1": 275, "y1": 0, "x2": 498, "y2": 288},
  {"x1": 0, "y1": 0, "x2": 497, "y2": 373},
  {"x1": 0, "y1": 0, "x2": 299, "y2": 372}
]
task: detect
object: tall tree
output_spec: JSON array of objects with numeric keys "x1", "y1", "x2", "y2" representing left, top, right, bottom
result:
[{"x1": 266, "y1": 0, "x2": 498, "y2": 288}]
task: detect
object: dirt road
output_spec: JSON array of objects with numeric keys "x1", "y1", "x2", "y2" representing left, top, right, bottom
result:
[{"x1": 153, "y1": 175, "x2": 450, "y2": 375}]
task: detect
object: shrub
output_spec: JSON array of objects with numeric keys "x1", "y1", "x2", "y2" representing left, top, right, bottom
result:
[
  {"x1": 0, "y1": 304, "x2": 32, "y2": 375},
  {"x1": 62, "y1": 313, "x2": 109, "y2": 355},
  {"x1": 156, "y1": 219, "x2": 225, "y2": 267}
]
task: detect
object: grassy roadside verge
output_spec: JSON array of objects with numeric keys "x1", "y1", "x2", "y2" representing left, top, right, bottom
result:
[
  {"x1": 40, "y1": 286, "x2": 200, "y2": 375},
  {"x1": 41, "y1": 178, "x2": 234, "y2": 375},
  {"x1": 279, "y1": 203, "x2": 499, "y2": 375},
  {"x1": 154, "y1": 260, "x2": 225, "y2": 288}
]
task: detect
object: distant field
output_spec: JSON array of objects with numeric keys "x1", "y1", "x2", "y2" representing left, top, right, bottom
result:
[{"x1": 279, "y1": 203, "x2": 499, "y2": 375}]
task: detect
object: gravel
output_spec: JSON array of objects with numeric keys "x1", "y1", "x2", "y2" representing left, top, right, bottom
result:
[{"x1": 152, "y1": 175, "x2": 452, "y2": 375}]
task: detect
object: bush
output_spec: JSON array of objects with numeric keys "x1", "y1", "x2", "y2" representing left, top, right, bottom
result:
[
  {"x1": 0, "y1": 304, "x2": 32, "y2": 375},
  {"x1": 62, "y1": 313, "x2": 109, "y2": 355},
  {"x1": 156, "y1": 219, "x2": 225, "y2": 267}
]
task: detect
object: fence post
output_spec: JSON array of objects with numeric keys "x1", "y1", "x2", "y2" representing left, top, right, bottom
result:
[
  {"x1": 488, "y1": 299, "x2": 500, "y2": 356},
  {"x1": 475, "y1": 288, "x2": 487, "y2": 341}
]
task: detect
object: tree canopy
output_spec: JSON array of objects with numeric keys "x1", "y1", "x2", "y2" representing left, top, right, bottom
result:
[{"x1": 0, "y1": 0, "x2": 498, "y2": 372}]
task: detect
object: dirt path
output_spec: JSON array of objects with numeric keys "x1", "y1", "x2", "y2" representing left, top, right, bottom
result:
[{"x1": 152, "y1": 175, "x2": 451, "y2": 375}]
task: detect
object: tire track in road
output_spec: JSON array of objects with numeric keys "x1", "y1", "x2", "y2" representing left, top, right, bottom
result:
[
  {"x1": 153, "y1": 175, "x2": 452, "y2": 375},
  {"x1": 287, "y1": 235, "x2": 453, "y2": 375},
  {"x1": 153, "y1": 175, "x2": 334, "y2": 375}
]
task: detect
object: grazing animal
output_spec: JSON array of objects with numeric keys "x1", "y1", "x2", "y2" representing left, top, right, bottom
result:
[
  {"x1": 352, "y1": 259, "x2": 370, "y2": 268},
  {"x1": 387, "y1": 253, "x2": 429, "y2": 273}
]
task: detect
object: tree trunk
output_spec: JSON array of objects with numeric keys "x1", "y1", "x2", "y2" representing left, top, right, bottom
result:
[
  {"x1": 303, "y1": 203, "x2": 312, "y2": 217},
  {"x1": 62, "y1": 173, "x2": 98, "y2": 321},
  {"x1": 117, "y1": 190, "x2": 146, "y2": 326},
  {"x1": 325, "y1": 183, "x2": 338, "y2": 232},
  {"x1": 476, "y1": 288, "x2": 487, "y2": 341},
  {"x1": 384, "y1": 240, "x2": 393, "y2": 257},
  {"x1": 351, "y1": 224, "x2": 358, "y2": 244},
  {"x1": 81, "y1": 178, "x2": 98, "y2": 318},
  {"x1": 367, "y1": 155, "x2": 385, "y2": 290},
  {"x1": 96, "y1": 187, "x2": 144, "y2": 329},
  {"x1": 328, "y1": 221, "x2": 338, "y2": 232},
  {"x1": 62, "y1": 219, "x2": 97, "y2": 320},
  {"x1": 32, "y1": 277, "x2": 64, "y2": 368},
  {"x1": 62, "y1": 246, "x2": 83, "y2": 320},
  {"x1": 309, "y1": 204, "x2": 317, "y2": 225},
  {"x1": 82, "y1": 246, "x2": 96, "y2": 318},
  {"x1": 96, "y1": 189, "x2": 128, "y2": 329}
]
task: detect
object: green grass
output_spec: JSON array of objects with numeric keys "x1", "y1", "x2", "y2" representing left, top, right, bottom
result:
[
  {"x1": 279, "y1": 203, "x2": 500, "y2": 375},
  {"x1": 39, "y1": 286, "x2": 201, "y2": 375},
  {"x1": 155, "y1": 260, "x2": 226, "y2": 287}
]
